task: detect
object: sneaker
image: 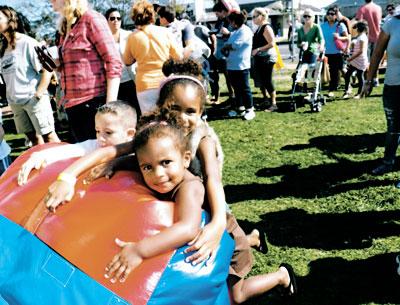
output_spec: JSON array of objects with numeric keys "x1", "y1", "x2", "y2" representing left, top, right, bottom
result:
[
  {"x1": 371, "y1": 163, "x2": 394, "y2": 175},
  {"x1": 243, "y1": 108, "x2": 255, "y2": 120},
  {"x1": 24, "y1": 138, "x2": 33, "y2": 148},
  {"x1": 373, "y1": 78, "x2": 379, "y2": 87},
  {"x1": 265, "y1": 104, "x2": 278, "y2": 112},
  {"x1": 228, "y1": 110, "x2": 238, "y2": 117},
  {"x1": 353, "y1": 94, "x2": 361, "y2": 100},
  {"x1": 327, "y1": 92, "x2": 334, "y2": 98},
  {"x1": 238, "y1": 106, "x2": 246, "y2": 116},
  {"x1": 342, "y1": 93, "x2": 351, "y2": 99}
]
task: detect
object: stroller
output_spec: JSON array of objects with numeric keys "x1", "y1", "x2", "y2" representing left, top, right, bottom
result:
[{"x1": 290, "y1": 50, "x2": 326, "y2": 112}]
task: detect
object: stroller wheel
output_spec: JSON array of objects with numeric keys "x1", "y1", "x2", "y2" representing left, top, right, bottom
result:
[
  {"x1": 319, "y1": 96, "x2": 327, "y2": 105},
  {"x1": 289, "y1": 101, "x2": 297, "y2": 112},
  {"x1": 310, "y1": 102, "x2": 322, "y2": 112}
]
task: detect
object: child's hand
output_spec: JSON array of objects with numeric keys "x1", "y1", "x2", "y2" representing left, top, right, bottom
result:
[
  {"x1": 18, "y1": 153, "x2": 47, "y2": 185},
  {"x1": 83, "y1": 162, "x2": 115, "y2": 184},
  {"x1": 45, "y1": 180, "x2": 75, "y2": 212},
  {"x1": 184, "y1": 222, "x2": 225, "y2": 266},
  {"x1": 105, "y1": 238, "x2": 143, "y2": 283}
]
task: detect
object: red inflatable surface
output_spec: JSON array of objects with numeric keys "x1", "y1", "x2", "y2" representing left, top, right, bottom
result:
[{"x1": 0, "y1": 144, "x2": 176, "y2": 305}]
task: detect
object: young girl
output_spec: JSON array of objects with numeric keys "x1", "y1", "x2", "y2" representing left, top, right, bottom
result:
[
  {"x1": 343, "y1": 21, "x2": 369, "y2": 99},
  {"x1": 104, "y1": 121, "x2": 205, "y2": 283}
]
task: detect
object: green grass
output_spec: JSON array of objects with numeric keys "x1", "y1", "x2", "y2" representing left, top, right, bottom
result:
[
  {"x1": 3, "y1": 67, "x2": 400, "y2": 305},
  {"x1": 206, "y1": 69, "x2": 400, "y2": 305}
]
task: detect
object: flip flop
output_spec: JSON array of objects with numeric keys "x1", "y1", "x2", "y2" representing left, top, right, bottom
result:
[
  {"x1": 255, "y1": 228, "x2": 268, "y2": 254},
  {"x1": 279, "y1": 263, "x2": 298, "y2": 297}
]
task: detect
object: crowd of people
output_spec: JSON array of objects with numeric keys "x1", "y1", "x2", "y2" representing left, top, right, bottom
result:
[{"x1": 0, "y1": 0, "x2": 399, "y2": 302}]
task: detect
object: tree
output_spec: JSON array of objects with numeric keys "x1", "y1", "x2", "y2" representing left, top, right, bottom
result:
[
  {"x1": 13, "y1": 2, "x2": 57, "y2": 41},
  {"x1": 13, "y1": 0, "x2": 135, "y2": 40}
]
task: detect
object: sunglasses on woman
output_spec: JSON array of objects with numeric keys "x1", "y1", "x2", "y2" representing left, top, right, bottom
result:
[
  {"x1": 327, "y1": 12, "x2": 336, "y2": 16},
  {"x1": 303, "y1": 15, "x2": 311, "y2": 18},
  {"x1": 109, "y1": 16, "x2": 121, "y2": 21}
]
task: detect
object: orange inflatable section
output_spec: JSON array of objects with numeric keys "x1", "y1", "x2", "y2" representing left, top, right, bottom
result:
[{"x1": 0, "y1": 144, "x2": 175, "y2": 305}]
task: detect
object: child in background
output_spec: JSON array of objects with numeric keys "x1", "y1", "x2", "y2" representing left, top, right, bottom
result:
[
  {"x1": 104, "y1": 121, "x2": 205, "y2": 283},
  {"x1": 0, "y1": 108, "x2": 11, "y2": 175},
  {"x1": 17, "y1": 101, "x2": 136, "y2": 187},
  {"x1": 343, "y1": 21, "x2": 369, "y2": 99}
]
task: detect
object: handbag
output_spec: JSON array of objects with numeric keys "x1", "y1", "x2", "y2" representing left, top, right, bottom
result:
[{"x1": 334, "y1": 24, "x2": 348, "y2": 51}]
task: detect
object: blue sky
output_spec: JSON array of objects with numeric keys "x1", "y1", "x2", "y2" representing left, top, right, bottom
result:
[{"x1": 0, "y1": 0, "x2": 18, "y2": 5}]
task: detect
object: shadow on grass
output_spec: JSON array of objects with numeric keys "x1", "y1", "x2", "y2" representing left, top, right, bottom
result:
[
  {"x1": 225, "y1": 157, "x2": 396, "y2": 202},
  {"x1": 245, "y1": 252, "x2": 400, "y2": 305},
  {"x1": 296, "y1": 253, "x2": 400, "y2": 305},
  {"x1": 238, "y1": 208, "x2": 400, "y2": 250},
  {"x1": 282, "y1": 133, "x2": 386, "y2": 155},
  {"x1": 225, "y1": 133, "x2": 392, "y2": 201}
]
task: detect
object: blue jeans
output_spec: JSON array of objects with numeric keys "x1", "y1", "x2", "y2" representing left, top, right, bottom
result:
[
  {"x1": 227, "y1": 69, "x2": 253, "y2": 110},
  {"x1": 382, "y1": 85, "x2": 400, "y2": 165}
]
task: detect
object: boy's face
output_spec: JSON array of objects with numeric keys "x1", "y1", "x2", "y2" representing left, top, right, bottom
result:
[
  {"x1": 168, "y1": 84, "x2": 203, "y2": 136},
  {"x1": 95, "y1": 113, "x2": 135, "y2": 147},
  {"x1": 137, "y1": 137, "x2": 190, "y2": 194}
]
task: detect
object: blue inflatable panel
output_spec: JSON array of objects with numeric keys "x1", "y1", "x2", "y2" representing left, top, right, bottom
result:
[
  {"x1": 0, "y1": 215, "x2": 129, "y2": 305},
  {"x1": 0, "y1": 213, "x2": 234, "y2": 305},
  {"x1": 149, "y1": 212, "x2": 235, "y2": 305}
]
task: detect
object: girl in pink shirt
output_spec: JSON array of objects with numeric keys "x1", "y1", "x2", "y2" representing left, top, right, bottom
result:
[{"x1": 343, "y1": 21, "x2": 369, "y2": 99}]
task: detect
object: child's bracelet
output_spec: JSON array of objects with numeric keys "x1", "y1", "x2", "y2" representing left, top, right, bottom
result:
[{"x1": 57, "y1": 172, "x2": 77, "y2": 186}]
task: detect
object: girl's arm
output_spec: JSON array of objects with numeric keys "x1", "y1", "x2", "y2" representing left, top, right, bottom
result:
[
  {"x1": 105, "y1": 179, "x2": 204, "y2": 283},
  {"x1": 184, "y1": 136, "x2": 227, "y2": 265},
  {"x1": 45, "y1": 141, "x2": 134, "y2": 211}
]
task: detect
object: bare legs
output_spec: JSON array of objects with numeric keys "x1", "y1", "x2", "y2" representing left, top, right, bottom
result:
[
  {"x1": 229, "y1": 266, "x2": 291, "y2": 304},
  {"x1": 26, "y1": 131, "x2": 60, "y2": 146}
]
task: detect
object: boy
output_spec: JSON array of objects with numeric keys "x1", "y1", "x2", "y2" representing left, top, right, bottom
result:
[{"x1": 18, "y1": 101, "x2": 136, "y2": 185}]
